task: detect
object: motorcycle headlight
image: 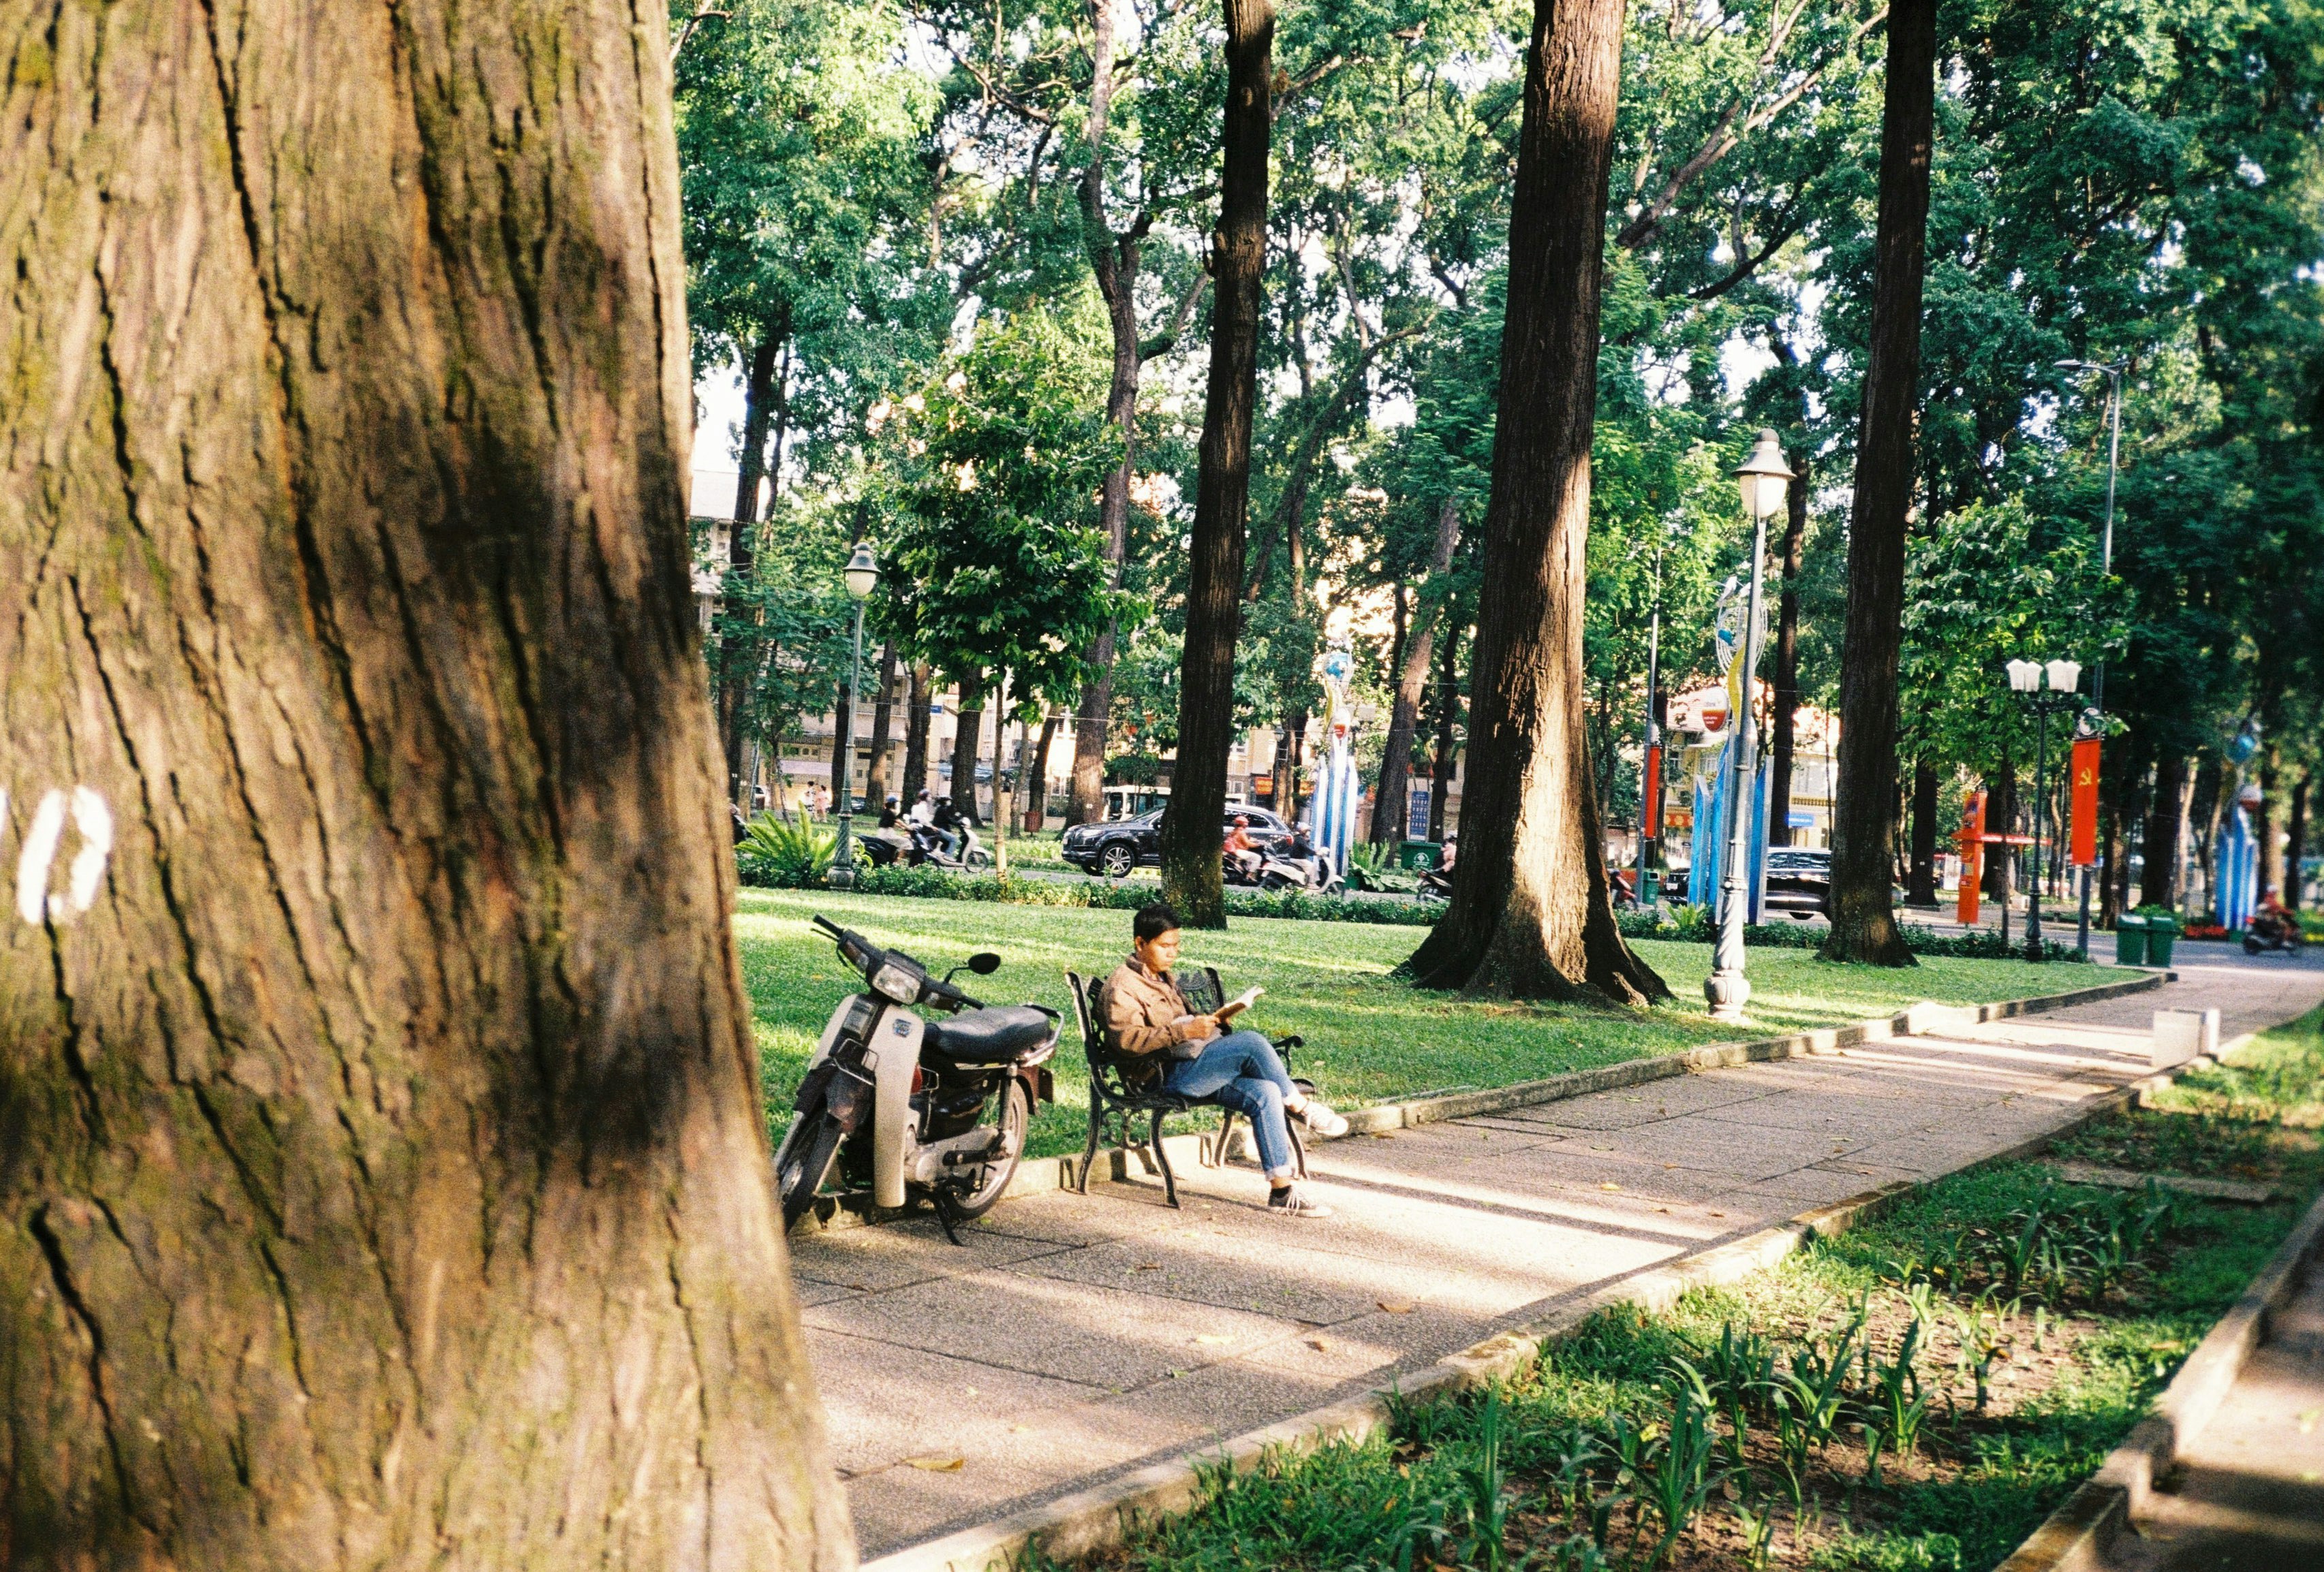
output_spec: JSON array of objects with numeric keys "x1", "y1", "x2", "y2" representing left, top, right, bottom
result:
[{"x1": 871, "y1": 961, "x2": 922, "y2": 1003}]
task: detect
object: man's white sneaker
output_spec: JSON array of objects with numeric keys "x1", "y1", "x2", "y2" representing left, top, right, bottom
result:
[{"x1": 1294, "y1": 1101, "x2": 1349, "y2": 1138}]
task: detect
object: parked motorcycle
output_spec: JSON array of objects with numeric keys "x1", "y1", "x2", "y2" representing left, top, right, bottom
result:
[
  {"x1": 776, "y1": 916, "x2": 1058, "y2": 1240},
  {"x1": 2244, "y1": 910, "x2": 2308, "y2": 955},
  {"x1": 1252, "y1": 846, "x2": 1342, "y2": 896}
]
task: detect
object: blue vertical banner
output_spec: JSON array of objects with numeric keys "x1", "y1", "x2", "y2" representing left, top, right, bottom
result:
[
  {"x1": 2217, "y1": 801, "x2": 2257, "y2": 929},
  {"x1": 1687, "y1": 740, "x2": 1770, "y2": 919}
]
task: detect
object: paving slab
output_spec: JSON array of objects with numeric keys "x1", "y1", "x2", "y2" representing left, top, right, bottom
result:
[{"x1": 804, "y1": 954, "x2": 2324, "y2": 1559}]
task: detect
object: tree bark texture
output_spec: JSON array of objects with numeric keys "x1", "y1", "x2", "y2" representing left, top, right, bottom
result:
[
  {"x1": 1024, "y1": 712, "x2": 1061, "y2": 831},
  {"x1": 718, "y1": 328, "x2": 781, "y2": 802},
  {"x1": 901, "y1": 662, "x2": 932, "y2": 805},
  {"x1": 2141, "y1": 749, "x2": 2186, "y2": 909},
  {"x1": 1429, "y1": 625, "x2": 1463, "y2": 842},
  {"x1": 952, "y1": 684, "x2": 984, "y2": 826},
  {"x1": 2258, "y1": 755, "x2": 2280, "y2": 902},
  {"x1": 0, "y1": 5, "x2": 850, "y2": 1569},
  {"x1": 1370, "y1": 500, "x2": 1461, "y2": 849},
  {"x1": 864, "y1": 642, "x2": 899, "y2": 811},
  {"x1": 1767, "y1": 450, "x2": 1808, "y2": 847},
  {"x1": 1984, "y1": 746, "x2": 2016, "y2": 902},
  {"x1": 1066, "y1": 0, "x2": 1137, "y2": 828},
  {"x1": 2287, "y1": 776, "x2": 2310, "y2": 911},
  {"x1": 1821, "y1": 0, "x2": 1935, "y2": 966},
  {"x1": 1160, "y1": 0, "x2": 1272, "y2": 928},
  {"x1": 1906, "y1": 760, "x2": 1939, "y2": 905},
  {"x1": 1398, "y1": 0, "x2": 1663, "y2": 1003}
]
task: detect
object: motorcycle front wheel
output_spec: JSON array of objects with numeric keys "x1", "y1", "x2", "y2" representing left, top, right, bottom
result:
[
  {"x1": 941, "y1": 1077, "x2": 1031, "y2": 1221},
  {"x1": 775, "y1": 1114, "x2": 846, "y2": 1231}
]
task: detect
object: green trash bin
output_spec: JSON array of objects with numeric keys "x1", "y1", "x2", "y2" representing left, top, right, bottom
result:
[
  {"x1": 1398, "y1": 840, "x2": 1442, "y2": 871},
  {"x1": 2145, "y1": 914, "x2": 2179, "y2": 968},
  {"x1": 2114, "y1": 913, "x2": 2149, "y2": 967}
]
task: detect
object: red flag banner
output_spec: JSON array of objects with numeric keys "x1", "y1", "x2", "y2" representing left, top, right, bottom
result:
[
  {"x1": 1643, "y1": 744, "x2": 1664, "y2": 840},
  {"x1": 2070, "y1": 738, "x2": 2101, "y2": 867}
]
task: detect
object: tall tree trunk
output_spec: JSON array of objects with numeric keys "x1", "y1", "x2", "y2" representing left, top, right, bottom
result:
[
  {"x1": 719, "y1": 323, "x2": 787, "y2": 805},
  {"x1": 1399, "y1": 0, "x2": 1662, "y2": 1001},
  {"x1": 2257, "y1": 754, "x2": 2280, "y2": 901},
  {"x1": 1370, "y1": 499, "x2": 1463, "y2": 850},
  {"x1": 952, "y1": 680, "x2": 985, "y2": 827},
  {"x1": 1067, "y1": 0, "x2": 1136, "y2": 828},
  {"x1": 1767, "y1": 450, "x2": 1810, "y2": 847},
  {"x1": 865, "y1": 641, "x2": 900, "y2": 810},
  {"x1": 1906, "y1": 761, "x2": 1939, "y2": 904},
  {"x1": 2141, "y1": 750, "x2": 2187, "y2": 908},
  {"x1": 1821, "y1": 0, "x2": 1935, "y2": 966},
  {"x1": 2189, "y1": 751, "x2": 2225, "y2": 914},
  {"x1": 1984, "y1": 744, "x2": 2015, "y2": 902},
  {"x1": 2287, "y1": 776, "x2": 2310, "y2": 911},
  {"x1": 0, "y1": 5, "x2": 848, "y2": 1567},
  {"x1": 1025, "y1": 712, "x2": 1062, "y2": 831},
  {"x1": 1430, "y1": 624, "x2": 1464, "y2": 842},
  {"x1": 901, "y1": 663, "x2": 933, "y2": 806},
  {"x1": 1369, "y1": 583, "x2": 1414, "y2": 844},
  {"x1": 1160, "y1": 0, "x2": 1273, "y2": 926}
]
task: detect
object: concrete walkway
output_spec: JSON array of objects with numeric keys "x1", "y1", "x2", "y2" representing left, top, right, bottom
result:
[
  {"x1": 792, "y1": 955, "x2": 2324, "y2": 1559},
  {"x1": 2104, "y1": 1246, "x2": 2324, "y2": 1570}
]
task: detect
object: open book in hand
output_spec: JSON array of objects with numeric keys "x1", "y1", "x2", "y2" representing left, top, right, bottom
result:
[{"x1": 1215, "y1": 986, "x2": 1264, "y2": 1022}]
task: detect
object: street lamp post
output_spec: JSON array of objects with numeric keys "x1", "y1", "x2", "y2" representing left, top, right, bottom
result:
[
  {"x1": 2006, "y1": 656, "x2": 2083, "y2": 960},
  {"x1": 2056, "y1": 358, "x2": 2123, "y2": 956},
  {"x1": 1705, "y1": 430, "x2": 1795, "y2": 1023},
  {"x1": 827, "y1": 541, "x2": 881, "y2": 888},
  {"x1": 1639, "y1": 534, "x2": 1667, "y2": 915}
]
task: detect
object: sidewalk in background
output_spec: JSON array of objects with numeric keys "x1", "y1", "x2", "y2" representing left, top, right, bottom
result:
[{"x1": 796, "y1": 954, "x2": 2324, "y2": 1558}]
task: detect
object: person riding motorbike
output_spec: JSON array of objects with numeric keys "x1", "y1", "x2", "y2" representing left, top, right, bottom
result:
[
  {"x1": 929, "y1": 795, "x2": 965, "y2": 860},
  {"x1": 1224, "y1": 816, "x2": 1262, "y2": 881},
  {"x1": 878, "y1": 796, "x2": 903, "y2": 831}
]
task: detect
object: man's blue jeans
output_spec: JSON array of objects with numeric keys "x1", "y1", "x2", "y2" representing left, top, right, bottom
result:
[{"x1": 1164, "y1": 1031, "x2": 1299, "y2": 1178}]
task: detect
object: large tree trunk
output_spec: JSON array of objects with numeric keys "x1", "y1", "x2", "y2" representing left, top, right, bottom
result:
[
  {"x1": 1398, "y1": 0, "x2": 1663, "y2": 1002},
  {"x1": 719, "y1": 324, "x2": 786, "y2": 805},
  {"x1": 2141, "y1": 749, "x2": 2187, "y2": 909},
  {"x1": 1430, "y1": 624, "x2": 1463, "y2": 841},
  {"x1": 0, "y1": 5, "x2": 848, "y2": 1568},
  {"x1": 1160, "y1": 0, "x2": 1273, "y2": 926},
  {"x1": 901, "y1": 662, "x2": 933, "y2": 805},
  {"x1": 2287, "y1": 775, "x2": 2310, "y2": 911},
  {"x1": 1025, "y1": 712, "x2": 1062, "y2": 831},
  {"x1": 1767, "y1": 450, "x2": 1810, "y2": 847},
  {"x1": 952, "y1": 681, "x2": 985, "y2": 827},
  {"x1": 1372, "y1": 499, "x2": 1462, "y2": 849},
  {"x1": 865, "y1": 641, "x2": 900, "y2": 810},
  {"x1": 1821, "y1": 0, "x2": 1936, "y2": 966},
  {"x1": 2257, "y1": 754, "x2": 2281, "y2": 901},
  {"x1": 1906, "y1": 761, "x2": 1940, "y2": 905}
]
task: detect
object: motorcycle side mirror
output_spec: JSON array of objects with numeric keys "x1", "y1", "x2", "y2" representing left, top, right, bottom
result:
[{"x1": 967, "y1": 952, "x2": 1002, "y2": 975}]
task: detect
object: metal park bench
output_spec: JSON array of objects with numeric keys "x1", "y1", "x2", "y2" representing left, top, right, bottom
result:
[{"x1": 1064, "y1": 967, "x2": 1309, "y2": 1209}]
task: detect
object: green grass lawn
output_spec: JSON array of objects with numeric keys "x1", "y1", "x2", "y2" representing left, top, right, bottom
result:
[{"x1": 737, "y1": 890, "x2": 2090, "y2": 1157}]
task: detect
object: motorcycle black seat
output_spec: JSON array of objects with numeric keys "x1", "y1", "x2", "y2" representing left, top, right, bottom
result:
[{"x1": 923, "y1": 1005, "x2": 1053, "y2": 1064}]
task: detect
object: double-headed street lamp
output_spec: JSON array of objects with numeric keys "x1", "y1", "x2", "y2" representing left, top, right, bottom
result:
[
  {"x1": 1705, "y1": 430, "x2": 1795, "y2": 1023},
  {"x1": 826, "y1": 540, "x2": 881, "y2": 889},
  {"x1": 2004, "y1": 656, "x2": 2082, "y2": 960},
  {"x1": 2056, "y1": 358, "x2": 2123, "y2": 956}
]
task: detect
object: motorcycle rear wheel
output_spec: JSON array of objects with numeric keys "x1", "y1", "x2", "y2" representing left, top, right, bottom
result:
[
  {"x1": 940, "y1": 1078, "x2": 1031, "y2": 1221},
  {"x1": 776, "y1": 1114, "x2": 846, "y2": 1232}
]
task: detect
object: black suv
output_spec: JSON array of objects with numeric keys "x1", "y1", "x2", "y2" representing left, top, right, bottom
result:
[
  {"x1": 1061, "y1": 806, "x2": 1291, "y2": 878},
  {"x1": 1763, "y1": 848, "x2": 1833, "y2": 919}
]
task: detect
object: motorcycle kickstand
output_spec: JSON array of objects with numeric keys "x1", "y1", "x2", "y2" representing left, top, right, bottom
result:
[{"x1": 929, "y1": 1186, "x2": 967, "y2": 1246}]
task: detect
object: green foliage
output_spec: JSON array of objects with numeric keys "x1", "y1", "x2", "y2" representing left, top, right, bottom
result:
[
  {"x1": 1613, "y1": 910, "x2": 2090, "y2": 964},
  {"x1": 739, "y1": 814, "x2": 835, "y2": 886},
  {"x1": 869, "y1": 306, "x2": 1134, "y2": 716}
]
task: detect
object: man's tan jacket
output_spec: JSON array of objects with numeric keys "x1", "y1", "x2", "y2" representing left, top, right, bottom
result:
[{"x1": 1101, "y1": 957, "x2": 1200, "y2": 1060}]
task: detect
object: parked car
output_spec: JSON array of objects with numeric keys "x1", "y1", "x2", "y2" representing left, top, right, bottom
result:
[
  {"x1": 1061, "y1": 805, "x2": 1292, "y2": 878},
  {"x1": 1763, "y1": 847, "x2": 1832, "y2": 919}
]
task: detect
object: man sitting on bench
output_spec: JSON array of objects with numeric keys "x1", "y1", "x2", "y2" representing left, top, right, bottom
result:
[{"x1": 1103, "y1": 902, "x2": 1348, "y2": 1217}]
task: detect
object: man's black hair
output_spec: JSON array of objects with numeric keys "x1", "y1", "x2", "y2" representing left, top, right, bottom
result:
[{"x1": 1133, "y1": 902, "x2": 1182, "y2": 943}]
